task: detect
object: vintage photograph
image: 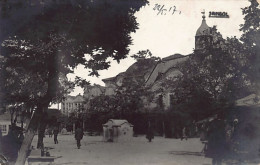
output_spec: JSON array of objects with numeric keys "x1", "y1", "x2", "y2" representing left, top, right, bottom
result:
[{"x1": 0, "y1": 0, "x2": 259, "y2": 165}]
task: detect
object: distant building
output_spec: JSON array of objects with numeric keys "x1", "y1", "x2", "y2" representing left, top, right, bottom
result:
[
  {"x1": 61, "y1": 94, "x2": 85, "y2": 116},
  {"x1": 0, "y1": 113, "x2": 10, "y2": 136},
  {"x1": 0, "y1": 112, "x2": 25, "y2": 136},
  {"x1": 83, "y1": 84, "x2": 106, "y2": 99},
  {"x1": 82, "y1": 58, "x2": 157, "y2": 113}
]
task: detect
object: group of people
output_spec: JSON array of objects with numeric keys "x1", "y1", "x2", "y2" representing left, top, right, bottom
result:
[
  {"x1": 47, "y1": 127, "x2": 59, "y2": 144},
  {"x1": 200, "y1": 114, "x2": 239, "y2": 165},
  {"x1": 47, "y1": 126, "x2": 84, "y2": 149}
]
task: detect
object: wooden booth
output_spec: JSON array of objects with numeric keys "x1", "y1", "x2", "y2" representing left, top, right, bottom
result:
[{"x1": 103, "y1": 119, "x2": 133, "y2": 142}]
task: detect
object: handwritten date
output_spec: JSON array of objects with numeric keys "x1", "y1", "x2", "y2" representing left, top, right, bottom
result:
[{"x1": 153, "y1": 4, "x2": 181, "y2": 15}]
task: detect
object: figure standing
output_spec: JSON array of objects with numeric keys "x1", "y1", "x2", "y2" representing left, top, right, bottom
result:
[
  {"x1": 53, "y1": 127, "x2": 59, "y2": 144},
  {"x1": 146, "y1": 126, "x2": 154, "y2": 142},
  {"x1": 48, "y1": 128, "x2": 53, "y2": 138},
  {"x1": 205, "y1": 114, "x2": 227, "y2": 165},
  {"x1": 75, "y1": 127, "x2": 84, "y2": 149},
  {"x1": 181, "y1": 127, "x2": 188, "y2": 140}
]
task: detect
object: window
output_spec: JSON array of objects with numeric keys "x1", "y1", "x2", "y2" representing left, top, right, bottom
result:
[
  {"x1": 169, "y1": 93, "x2": 175, "y2": 107},
  {"x1": 0, "y1": 124, "x2": 7, "y2": 133},
  {"x1": 158, "y1": 94, "x2": 163, "y2": 108}
]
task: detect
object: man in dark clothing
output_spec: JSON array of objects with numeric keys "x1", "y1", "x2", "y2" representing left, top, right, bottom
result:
[
  {"x1": 146, "y1": 126, "x2": 154, "y2": 142},
  {"x1": 205, "y1": 115, "x2": 227, "y2": 165},
  {"x1": 75, "y1": 127, "x2": 84, "y2": 149},
  {"x1": 53, "y1": 127, "x2": 59, "y2": 144}
]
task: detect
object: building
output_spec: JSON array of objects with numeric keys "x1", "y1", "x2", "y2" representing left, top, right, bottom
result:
[
  {"x1": 0, "y1": 112, "x2": 25, "y2": 136},
  {"x1": 61, "y1": 94, "x2": 85, "y2": 116},
  {"x1": 103, "y1": 119, "x2": 134, "y2": 142},
  {"x1": 0, "y1": 113, "x2": 10, "y2": 136},
  {"x1": 102, "y1": 58, "x2": 157, "y2": 90},
  {"x1": 145, "y1": 54, "x2": 189, "y2": 109},
  {"x1": 144, "y1": 12, "x2": 215, "y2": 110},
  {"x1": 83, "y1": 84, "x2": 106, "y2": 100},
  {"x1": 195, "y1": 12, "x2": 213, "y2": 52},
  {"x1": 82, "y1": 58, "x2": 157, "y2": 112}
]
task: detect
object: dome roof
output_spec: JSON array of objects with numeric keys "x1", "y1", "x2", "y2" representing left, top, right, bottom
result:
[{"x1": 196, "y1": 17, "x2": 211, "y2": 36}]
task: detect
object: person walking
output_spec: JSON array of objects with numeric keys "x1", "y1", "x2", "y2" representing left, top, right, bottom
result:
[
  {"x1": 48, "y1": 128, "x2": 53, "y2": 138},
  {"x1": 146, "y1": 126, "x2": 154, "y2": 142},
  {"x1": 75, "y1": 127, "x2": 84, "y2": 149},
  {"x1": 181, "y1": 127, "x2": 188, "y2": 141},
  {"x1": 205, "y1": 114, "x2": 227, "y2": 165},
  {"x1": 53, "y1": 127, "x2": 59, "y2": 144}
]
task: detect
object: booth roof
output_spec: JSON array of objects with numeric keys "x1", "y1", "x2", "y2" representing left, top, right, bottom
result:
[
  {"x1": 103, "y1": 119, "x2": 133, "y2": 126},
  {"x1": 236, "y1": 94, "x2": 260, "y2": 107}
]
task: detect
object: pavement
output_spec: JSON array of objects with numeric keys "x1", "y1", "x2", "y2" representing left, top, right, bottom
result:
[{"x1": 27, "y1": 135, "x2": 259, "y2": 165}]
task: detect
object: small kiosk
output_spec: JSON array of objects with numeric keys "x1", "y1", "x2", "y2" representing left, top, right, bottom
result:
[{"x1": 103, "y1": 119, "x2": 134, "y2": 142}]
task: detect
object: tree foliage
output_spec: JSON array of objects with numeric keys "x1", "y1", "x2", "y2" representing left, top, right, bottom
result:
[
  {"x1": 0, "y1": 0, "x2": 148, "y2": 108},
  {"x1": 0, "y1": 1, "x2": 148, "y2": 164},
  {"x1": 240, "y1": 0, "x2": 260, "y2": 94}
]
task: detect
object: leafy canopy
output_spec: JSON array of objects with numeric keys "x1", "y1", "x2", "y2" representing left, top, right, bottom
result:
[{"x1": 0, "y1": 0, "x2": 148, "y2": 108}]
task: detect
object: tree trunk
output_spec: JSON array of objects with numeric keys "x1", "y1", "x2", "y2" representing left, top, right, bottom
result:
[
  {"x1": 37, "y1": 120, "x2": 48, "y2": 149},
  {"x1": 15, "y1": 110, "x2": 40, "y2": 165},
  {"x1": 37, "y1": 129, "x2": 44, "y2": 149},
  {"x1": 36, "y1": 105, "x2": 49, "y2": 149}
]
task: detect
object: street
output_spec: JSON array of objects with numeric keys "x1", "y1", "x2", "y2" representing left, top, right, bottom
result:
[{"x1": 30, "y1": 134, "x2": 213, "y2": 165}]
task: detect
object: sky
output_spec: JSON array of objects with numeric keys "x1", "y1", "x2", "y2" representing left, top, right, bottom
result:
[{"x1": 68, "y1": 0, "x2": 250, "y2": 96}]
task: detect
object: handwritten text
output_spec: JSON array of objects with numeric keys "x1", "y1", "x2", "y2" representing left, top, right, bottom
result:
[{"x1": 153, "y1": 4, "x2": 181, "y2": 15}]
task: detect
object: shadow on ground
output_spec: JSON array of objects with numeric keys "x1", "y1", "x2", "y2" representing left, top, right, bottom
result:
[
  {"x1": 53, "y1": 162, "x2": 88, "y2": 165},
  {"x1": 169, "y1": 151, "x2": 204, "y2": 156}
]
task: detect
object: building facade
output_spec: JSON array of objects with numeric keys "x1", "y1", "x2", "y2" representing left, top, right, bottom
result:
[
  {"x1": 0, "y1": 112, "x2": 25, "y2": 136},
  {"x1": 61, "y1": 94, "x2": 85, "y2": 116},
  {"x1": 145, "y1": 13, "x2": 214, "y2": 111}
]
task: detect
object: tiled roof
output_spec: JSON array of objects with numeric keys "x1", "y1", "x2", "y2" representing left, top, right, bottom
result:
[
  {"x1": 236, "y1": 94, "x2": 260, "y2": 107},
  {"x1": 103, "y1": 119, "x2": 133, "y2": 126},
  {"x1": 64, "y1": 94, "x2": 84, "y2": 102},
  {"x1": 145, "y1": 54, "x2": 189, "y2": 86},
  {"x1": 102, "y1": 59, "x2": 157, "y2": 84},
  {"x1": 162, "y1": 54, "x2": 184, "y2": 61}
]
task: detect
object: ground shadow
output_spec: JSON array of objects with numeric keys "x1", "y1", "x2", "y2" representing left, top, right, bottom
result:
[
  {"x1": 53, "y1": 162, "x2": 88, "y2": 165},
  {"x1": 45, "y1": 147, "x2": 54, "y2": 150},
  {"x1": 169, "y1": 151, "x2": 204, "y2": 156}
]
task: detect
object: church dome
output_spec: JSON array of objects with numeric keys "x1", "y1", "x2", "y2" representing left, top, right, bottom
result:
[{"x1": 196, "y1": 15, "x2": 211, "y2": 36}]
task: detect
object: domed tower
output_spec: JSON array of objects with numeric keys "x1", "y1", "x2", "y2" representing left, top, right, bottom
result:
[{"x1": 195, "y1": 10, "x2": 213, "y2": 52}]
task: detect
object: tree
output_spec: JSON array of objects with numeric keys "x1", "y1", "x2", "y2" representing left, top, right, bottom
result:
[
  {"x1": 131, "y1": 49, "x2": 161, "y2": 62},
  {"x1": 240, "y1": 0, "x2": 260, "y2": 94},
  {"x1": 0, "y1": 1, "x2": 148, "y2": 164}
]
